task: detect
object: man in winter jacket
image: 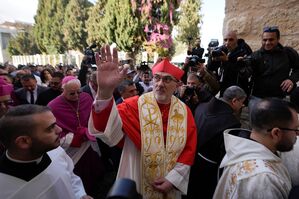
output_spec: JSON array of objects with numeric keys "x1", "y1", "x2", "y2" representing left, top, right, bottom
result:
[
  {"x1": 207, "y1": 30, "x2": 252, "y2": 97},
  {"x1": 246, "y1": 26, "x2": 299, "y2": 98}
]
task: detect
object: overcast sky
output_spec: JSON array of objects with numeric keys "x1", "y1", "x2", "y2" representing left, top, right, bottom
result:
[{"x1": 0, "y1": 0, "x2": 225, "y2": 50}]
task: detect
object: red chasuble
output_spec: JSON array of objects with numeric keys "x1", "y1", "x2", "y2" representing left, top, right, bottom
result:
[{"x1": 92, "y1": 96, "x2": 197, "y2": 165}]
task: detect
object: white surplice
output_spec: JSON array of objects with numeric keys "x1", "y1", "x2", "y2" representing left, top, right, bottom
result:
[
  {"x1": 0, "y1": 146, "x2": 86, "y2": 199},
  {"x1": 281, "y1": 137, "x2": 299, "y2": 186},
  {"x1": 213, "y1": 129, "x2": 292, "y2": 199}
]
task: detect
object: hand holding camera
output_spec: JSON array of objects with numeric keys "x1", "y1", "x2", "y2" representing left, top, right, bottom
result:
[
  {"x1": 186, "y1": 55, "x2": 205, "y2": 72},
  {"x1": 84, "y1": 44, "x2": 97, "y2": 65},
  {"x1": 211, "y1": 46, "x2": 229, "y2": 62},
  {"x1": 180, "y1": 85, "x2": 197, "y2": 102}
]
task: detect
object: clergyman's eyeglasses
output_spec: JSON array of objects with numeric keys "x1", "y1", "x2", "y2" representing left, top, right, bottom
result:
[{"x1": 267, "y1": 127, "x2": 299, "y2": 133}]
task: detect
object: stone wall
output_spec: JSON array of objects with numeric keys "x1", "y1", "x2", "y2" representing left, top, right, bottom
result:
[{"x1": 223, "y1": 0, "x2": 299, "y2": 51}]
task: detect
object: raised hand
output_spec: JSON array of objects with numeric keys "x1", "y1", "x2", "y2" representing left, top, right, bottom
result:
[{"x1": 95, "y1": 44, "x2": 128, "y2": 100}]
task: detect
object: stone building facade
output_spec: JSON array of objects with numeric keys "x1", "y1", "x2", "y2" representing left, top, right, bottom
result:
[{"x1": 223, "y1": 0, "x2": 299, "y2": 51}]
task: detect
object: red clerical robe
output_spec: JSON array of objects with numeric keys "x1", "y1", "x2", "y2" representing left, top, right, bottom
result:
[{"x1": 89, "y1": 95, "x2": 197, "y2": 199}]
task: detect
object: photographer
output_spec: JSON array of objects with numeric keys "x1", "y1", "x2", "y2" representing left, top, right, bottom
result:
[
  {"x1": 179, "y1": 57, "x2": 219, "y2": 113},
  {"x1": 78, "y1": 44, "x2": 97, "y2": 86},
  {"x1": 182, "y1": 56, "x2": 220, "y2": 94},
  {"x1": 187, "y1": 37, "x2": 205, "y2": 58},
  {"x1": 207, "y1": 30, "x2": 252, "y2": 97}
]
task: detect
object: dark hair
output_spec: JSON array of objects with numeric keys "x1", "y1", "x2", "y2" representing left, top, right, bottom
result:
[
  {"x1": 40, "y1": 68, "x2": 53, "y2": 83},
  {"x1": 118, "y1": 80, "x2": 135, "y2": 94},
  {"x1": 21, "y1": 74, "x2": 36, "y2": 81},
  {"x1": 263, "y1": 26, "x2": 280, "y2": 39},
  {"x1": 52, "y1": 71, "x2": 64, "y2": 80},
  {"x1": 0, "y1": 105, "x2": 51, "y2": 148},
  {"x1": 250, "y1": 98, "x2": 294, "y2": 131}
]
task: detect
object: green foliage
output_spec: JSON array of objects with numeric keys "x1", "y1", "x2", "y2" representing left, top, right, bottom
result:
[
  {"x1": 176, "y1": 0, "x2": 202, "y2": 44},
  {"x1": 7, "y1": 27, "x2": 41, "y2": 56},
  {"x1": 63, "y1": 0, "x2": 92, "y2": 52},
  {"x1": 114, "y1": 0, "x2": 143, "y2": 53},
  {"x1": 34, "y1": 0, "x2": 69, "y2": 54},
  {"x1": 27, "y1": 0, "x2": 194, "y2": 59},
  {"x1": 87, "y1": 0, "x2": 143, "y2": 54},
  {"x1": 100, "y1": 0, "x2": 117, "y2": 44},
  {"x1": 86, "y1": 1, "x2": 107, "y2": 46}
]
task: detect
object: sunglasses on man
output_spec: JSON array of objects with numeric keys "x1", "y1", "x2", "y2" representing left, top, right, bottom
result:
[{"x1": 263, "y1": 26, "x2": 279, "y2": 32}]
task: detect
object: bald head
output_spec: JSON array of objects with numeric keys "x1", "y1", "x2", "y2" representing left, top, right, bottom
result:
[{"x1": 223, "y1": 30, "x2": 238, "y2": 51}]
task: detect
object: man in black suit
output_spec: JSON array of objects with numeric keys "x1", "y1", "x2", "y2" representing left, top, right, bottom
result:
[
  {"x1": 80, "y1": 71, "x2": 97, "y2": 99},
  {"x1": 14, "y1": 74, "x2": 48, "y2": 105},
  {"x1": 186, "y1": 86, "x2": 247, "y2": 199},
  {"x1": 36, "y1": 72, "x2": 64, "y2": 106},
  {"x1": 187, "y1": 37, "x2": 205, "y2": 58}
]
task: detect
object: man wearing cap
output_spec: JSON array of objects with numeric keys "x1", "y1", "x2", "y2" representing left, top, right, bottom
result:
[
  {"x1": 245, "y1": 26, "x2": 299, "y2": 98},
  {"x1": 88, "y1": 45, "x2": 197, "y2": 199},
  {"x1": 48, "y1": 76, "x2": 105, "y2": 196}
]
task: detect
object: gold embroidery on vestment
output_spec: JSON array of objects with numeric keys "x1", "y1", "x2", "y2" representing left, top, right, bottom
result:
[{"x1": 138, "y1": 92, "x2": 187, "y2": 199}]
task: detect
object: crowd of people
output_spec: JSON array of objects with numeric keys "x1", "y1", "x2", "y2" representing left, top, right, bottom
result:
[{"x1": 0, "y1": 26, "x2": 299, "y2": 199}]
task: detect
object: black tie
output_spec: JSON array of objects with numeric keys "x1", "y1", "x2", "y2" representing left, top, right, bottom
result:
[{"x1": 30, "y1": 91, "x2": 35, "y2": 104}]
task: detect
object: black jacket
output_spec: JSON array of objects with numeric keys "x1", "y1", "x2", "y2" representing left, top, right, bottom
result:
[
  {"x1": 186, "y1": 97, "x2": 240, "y2": 199},
  {"x1": 249, "y1": 44, "x2": 299, "y2": 98},
  {"x1": 36, "y1": 89, "x2": 62, "y2": 106},
  {"x1": 194, "y1": 97, "x2": 240, "y2": 162},
  {"x1": 207, "y1": 39, "x2": 252, "y2": 96},
  {"x1": 187, "y1": 46, "x2": 204, "y2": 58},
  {"x1": 14, "y1": 85, "x2": 49, "y2": 105}
]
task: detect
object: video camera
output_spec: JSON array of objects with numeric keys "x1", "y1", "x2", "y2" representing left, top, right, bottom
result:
[
  {"x1": 187, "y1": 55, "x2": 205, "y2": 72},
  {"x1": 211, "y1": 45, "x2": 228, "y2": 57},
  {"x1": 84, "y1": 44, "x2": 97, "y2": 65},
  {"x1": 205, "y1": 39, "x2": 219, "y2": 57},
  {"x1": 137, "y1": 61, "x2": 150, "y2": 72},
  {"x1": 184, "y1": 86, "x2": 196, "y2": 97}
]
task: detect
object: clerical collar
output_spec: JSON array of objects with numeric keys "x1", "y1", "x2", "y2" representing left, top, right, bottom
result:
[{"x1": 6, "y1": 151, "x2": 43, "y2": 164}]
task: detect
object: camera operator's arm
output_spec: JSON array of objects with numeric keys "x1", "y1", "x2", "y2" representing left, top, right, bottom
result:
[
  {"x1": 178, "y1": 85, "x2": 187, "y2": 99},
  {"x1": 211, "y1": 51, "x2": 228, "y2": 62},
  {"x1": 237, "y1": 55, "x2": 254, "y2": 79},
  {"x1": 197, "y1": 63, "x2": 220, "y2": 95},
  {"x1": 78, "y1": 55, "x2": 90, "y2": 86},
  {"x1": 206, "y1": 55, "x2": 221, "y2": 76},
  {"x1": 201, "y1": 69, "x2": 220, "y2": 95},
  {"x1": 181, "y1": 58, "x2": 191, "y2": 84}
]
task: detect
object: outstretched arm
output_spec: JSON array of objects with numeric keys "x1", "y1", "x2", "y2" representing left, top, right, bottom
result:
[{"x1": 95, "y1": 45, "x2": 127, "y2": 100}]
